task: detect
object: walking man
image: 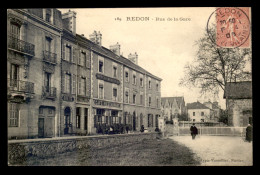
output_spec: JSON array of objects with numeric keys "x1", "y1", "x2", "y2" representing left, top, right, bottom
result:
[
  {"x1": 190, "y1": 123, "x2": 198, "y2": 140},
  {"x1": 246, "y1": 124, "x2": 252, "y2": 142}
]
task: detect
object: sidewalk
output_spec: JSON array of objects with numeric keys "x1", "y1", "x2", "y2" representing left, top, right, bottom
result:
[{"x1": 170, "y1": 136, "x2": 253, "y2": 166}]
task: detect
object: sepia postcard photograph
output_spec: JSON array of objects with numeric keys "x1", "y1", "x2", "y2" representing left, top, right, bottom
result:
[{"x1": 6, "y1": 6, "x2": 253, "y2": 166}]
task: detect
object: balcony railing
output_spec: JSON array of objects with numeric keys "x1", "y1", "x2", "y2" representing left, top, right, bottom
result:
[
  {"x1": 42, "y1": 86, "x2": 57, "y2": 99},
  {"x1": 43, "y1": 50, "x2": 57, "y2": 64},
  {"x1": 8, "y1": 36, "x2": 35, "y2": 56},
  {"x1": 8, "y1": 78, "x2": 34, "y2": 94}
]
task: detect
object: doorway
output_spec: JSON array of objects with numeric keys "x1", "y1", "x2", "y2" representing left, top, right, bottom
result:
[
  {"x1": 64, "y1": 107, "x2": 71, "y2": 135},
  {"x1": 133, "y1": 112, "x2": 136, "y2": 131},
  {"x1": 38, "y1": 106, "x2": 55, "y2": 138}
]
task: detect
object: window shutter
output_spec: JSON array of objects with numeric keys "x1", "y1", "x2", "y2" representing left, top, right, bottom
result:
[
  {"x1": 72, "y1": 47, "x2": 76, "y2": 63},
  {"x1": 72, "y1": 74, "x2": 76, "y2": 94},
  {"x1": 62, "y1": 44, "x2": 65, "y2": 60},
  {"x1": 61, "y1": 72, "x2": 65, "y2": 93},
  {"x1": 78, "y1": 50, "x2": 81, "y2": 65},
  {"x1": 78, "y1": 76, "x2": 81, "y2": 95}
]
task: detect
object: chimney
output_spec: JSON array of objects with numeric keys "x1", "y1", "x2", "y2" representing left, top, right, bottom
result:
[
  {"x1": 128, "y1": 52, "x2": 138, "y2": 65},
  {"x1": 109, "y1": 42, "x2": 121, "y2": 56},
  {"x1": 89, "y1": 31, "x2": 102, "y2": 46},
  {"x1": 62, "y1": 10, "x2": 77, "y2": 35}
]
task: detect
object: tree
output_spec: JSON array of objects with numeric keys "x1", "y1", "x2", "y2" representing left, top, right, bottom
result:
[
  {"x1": 178, "y1": 113, "x2": 189, "y2": 121},
  {"x1": 218, "y1": 109, "x2": 228, "y2": 125},
  {"x1": 179, "y1": 26, "x2": 251, "y2": 109}
]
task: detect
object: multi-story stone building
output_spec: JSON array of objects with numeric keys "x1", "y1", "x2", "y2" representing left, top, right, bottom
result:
[
  {"x1": 7, "y1": 8, "x2": 162, "y2": 139},
  {"x1": 7, "y1": 9, "x2": 63, "y2": 139},
  {"x1": 187, "y1": 101, "x2": 212, "y2": 122}
]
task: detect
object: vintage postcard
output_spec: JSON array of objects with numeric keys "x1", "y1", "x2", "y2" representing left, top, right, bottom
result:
[{"x1": 7, "y1": 7, "x2": 252, "y2": 166}]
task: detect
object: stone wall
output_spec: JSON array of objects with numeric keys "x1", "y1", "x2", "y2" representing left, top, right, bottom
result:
[{"x1": 8, "y1": 132, "x2": 158, "y2": 164}]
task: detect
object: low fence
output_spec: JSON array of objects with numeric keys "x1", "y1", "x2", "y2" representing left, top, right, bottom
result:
[
  {"x1": 179, "y1": 127, "x2": 246, "y2": 137},
  {"x1": 8, "y1": 132, "x2": 159, "y2": 164},
  {"x1": 178, "y1": 121, "x2": 226, "y2": 127}
]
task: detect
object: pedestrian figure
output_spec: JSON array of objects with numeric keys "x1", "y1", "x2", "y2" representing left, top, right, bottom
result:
[
  {"x1": 246, "y1": 124, "x2": 252, "y2": 142},
  {"x1": 126, "y1": 125, "x2": 129, "y2": 133},
  {"x1": 190, "y1": 123, "x2": 198, "y2": 140},
  {"x1": 109, "y1": 126, "x2": 114, "y2": 134},
  {"x1": 140, "y1": 125, "x2": 144, "y2": 133}
]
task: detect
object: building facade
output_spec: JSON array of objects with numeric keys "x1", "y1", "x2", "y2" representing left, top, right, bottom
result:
[
  {"x1": 187, "y1": 101, "x2": 212, "y2": 122},
  {"x1": 7, "y1": 8, "x2": 162, "y2": 139},
  {"x1": 224, "y1": 81, "x2": 252, "y2": 127},
  {"x1": 7, "y1": 9, "x2": 63, "y2": 139},
  {"x1": 203, "y1": 101, "x2": 221, "y2": 122},
  {"x1": 161, "y1": 96, "x2": 186, "y2": 121}
]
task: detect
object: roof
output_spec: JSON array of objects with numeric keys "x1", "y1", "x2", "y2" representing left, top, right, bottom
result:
[
  {"x1": 75, "y1": 34, "x2": 162, "y2": 81},
  {"x1": 161, "y1": 97, "x2": 184, "y2": 108},
  {"x1": 187, "y1": 102, "x2": 210, "y2": 110},
  {"x1": 224, "y1": 81, "x2": 252, "y2": 99}
]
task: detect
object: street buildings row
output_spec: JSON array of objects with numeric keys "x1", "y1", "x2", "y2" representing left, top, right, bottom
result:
[
  {"x1": 161, "y1": 96, "x2": 221, "y2": 123},
  {"x1": 7, "y1": 9, "x2": 162, "y2": 139}
]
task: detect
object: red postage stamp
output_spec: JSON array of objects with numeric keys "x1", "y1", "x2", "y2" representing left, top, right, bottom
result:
[{"x1": 215, "y1": 7, "x2": 251, "y2": 48}]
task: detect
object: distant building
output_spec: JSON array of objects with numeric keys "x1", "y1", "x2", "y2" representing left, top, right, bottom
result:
[
  {"x1": 224, "y1": 81, "x2": 252, "y2": 127},
  {"x1": 161, "y1": 96, "x2": 186, "y2": 121},
  {"x1": 187, "y1": 101, "x2": 212, "y2": 122},
  {"x1": 203, "y1": 101, "x2": 221, "y2": 122}
]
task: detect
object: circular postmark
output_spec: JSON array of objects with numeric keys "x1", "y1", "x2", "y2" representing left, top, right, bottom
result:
[{"x1": 207, "y1": 7, "x2": 250, "y2": 48}]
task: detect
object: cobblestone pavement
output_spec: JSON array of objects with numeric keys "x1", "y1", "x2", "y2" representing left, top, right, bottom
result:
[{"x1": 170, "y1": 136, "x2": 253, "y2": 166}]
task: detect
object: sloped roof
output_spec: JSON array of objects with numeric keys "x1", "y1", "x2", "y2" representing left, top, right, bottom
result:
[
  {"x1": 187, "y1": 102, "x2": 210, "y2": 110},
  {"x1": 224, "y1": 81, "x2": 252, "y2": 99},
  {"x1": 75, "y1": 34, "x2": 162, "y2": 81},
  {"x1": 161, "y1": 97, "x2": 184, "y2": 108}
]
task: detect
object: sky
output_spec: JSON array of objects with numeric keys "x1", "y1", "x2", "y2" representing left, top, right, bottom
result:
[{"x1": 59, "y1": 8, "x2": 235, "y2": 109}]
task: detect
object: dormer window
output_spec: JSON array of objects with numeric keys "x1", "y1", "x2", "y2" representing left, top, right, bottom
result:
[{"x1": 45, "y1": 9, "x2": 52, "y2": 22}]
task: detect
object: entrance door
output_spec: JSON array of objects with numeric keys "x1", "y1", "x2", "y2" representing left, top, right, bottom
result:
[
  {"x1": 133, "y1": 112, "x2": 136, "y2": 131},
  {"x1": 38, "y1": 118, "x2": 44, "y2": 138},
  {"x1": 38, "y1": 107, "x2": 55, "y2": 138},
  {"x1": 64, "y1": 107, "x2": 71, "y2": 134}
]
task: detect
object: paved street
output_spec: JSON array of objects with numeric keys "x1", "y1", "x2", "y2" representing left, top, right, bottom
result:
[{"x1": 170, "y1": 136, "x2": 253, "y2": 166}]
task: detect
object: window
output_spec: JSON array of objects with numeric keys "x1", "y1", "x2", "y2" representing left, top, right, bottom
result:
[
  {"x1": 156, "y1": 83, "x2": 159, "y2": 91},
  {"x1": 133, "y1": 74, "x2": 136, "y2": 85},
  {"x1": 99, "y1": 83, "x2": 104, "y2": 99},
  {"x1": 201, "y1": 119, "x2": 204, "y2": 122},
  {"x1": 133, "y1": 94, "x2": 136, "y2": 104},
  {"x1": 149, "y1": 80, "x2": 151, "y2": 89},
  {"x1": 99, "y1": 60, "x2": 103, "y2": 73},
  {"x1": 140, "y1": 94, "x2": 143, "y2": 105},
  {"x1": 193, "y1": 112, "x2": 195, "y2": 116},
  {"x1": 10, "y1": 23, "x2": 20, "y2": 39},
  {"x1": 193, "y1": 119, "x2": 196, "y2": 122},
  {"x1": 113, "y1": 66, "x2": 117, "y2": 78},
  {"x1": 78, "y1": 77, "x2": 86, "y2": 96},
  {"x1": 113, "y1": 88, "x2": 117, "y2": 101},
  {"x1": 201, "y1": 112, "x2": 204, "y2": 116},
  {"x1": 76, "y1": 107, "x2": 80, "y2": 129},
  {"x1": 148, "y1": 114, "x2": 153, "y2": 127},
  {"x1": 8, "y1": 103, "x2": 19, "y2": 127},
  {"x1": 48, "y1": 108, "x2": 53, "y2": 114},
  {"x1": 45, "y1": 37, "x2": 51, "y2": 52},
  {"x1": 64, "y1": 74, "x2": 71, "y2": 93},
  {"x1": 140, "y1": 78, "x2": 143, "y2": 87},
  {"x1": 80, "y1": 52, "x2": 86, "y2": 67},
  {"x1": 149, "y1": 96, "x2": 151, "y2": 107},
  {"x1": 44, "y1": 72, "x2": 51, "y2": 92},
  {"x1": 46, "y1": 9, "x2": 51, "y2": 22},
  {"x1": 125, "y1": 71, "x2": 129, "y2": 82},
  {"x1": 10, "y1": 64, "x2": 19, "y2": 87},
  {"x1": 156, "y1": 97, "x2": 159, "y2": 108},
  {"x1": 84, "y1": 108, "x2": 88, "y2": 130},
  {"x1": 65, "y1": 46, "x2": 71, "y2": 62},
  {"x1": 125, "y1": 90, "x2": 129, "y2": 103}
]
